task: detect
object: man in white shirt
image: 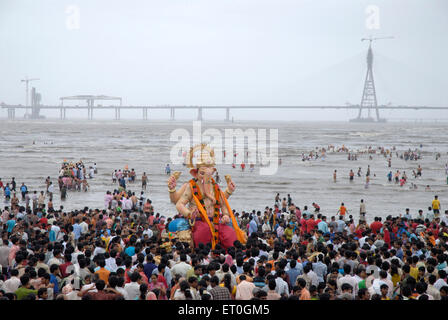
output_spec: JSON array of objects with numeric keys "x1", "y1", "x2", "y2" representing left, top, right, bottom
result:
[
  {"x1": 235, "y1": 275, "x2": 256, "y2": 300},
  {"x1": 50, "y1": 223, "x2": 61, "y2": 242},
  {"x1": 124, "y1": 272, "x2": 142, "y2": 300},
  {"x1": 428, "y1": 275, "x2": 441, "y2": 300},
  {"x1": 2, "y1": 269, "x2": 20, "y2": 293},
  {"x1": 358, "y1": 233, "x2": 368, "y2": 248},
  {"x1": 105, "y1": 251, "x2": 118, "y2": 273},
  {"x1": 171, "y1": 254, "x2": 192, "y2": 279},
  {"x1": 298, "y1": 264, "x2": 319, "y2": 289},
  {"x1": 337, "y1": 264, "x2": 358, "y2": 298},
  {"x1": 441, "y1": 211, "x2": 448, "y2": 226},
  {"x1": 47, "y1": 250, "x2": 64, "y2": 266},
  {"x1": 434, "y1": 270, "x2": 448, "y2": 290},
  {"x1": 47, "y1": 182, "x2": 55, "y2": 197},
  {"x1": 142, "y1": 225, "x2": 153, "y2": 239},
  {"x1": 426, "y1": 207, "x2": 435, "y2": 222},
  {"x1": 124, "y1": 197, "x2": 133, "y2": 213},
  {"x1": 275, "y1": 270, "x2": 290, "y2": 297},
  {"x1": 370, "y1": 271, "x2": 393, "y2": 298},
  {"x1": 79, "y1": 217, "x2": 89, "y2": 235},
  {"x1": 115, "y1": 277, "x2": 129, "y2": 300}
]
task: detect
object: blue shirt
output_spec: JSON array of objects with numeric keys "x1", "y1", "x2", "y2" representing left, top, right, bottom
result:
[
  {"x1": 125, "y1": 246, "x2": 135, "y2": 257},
  {"x1": 249, "y1": 220, "x2": 258, "y2": 235},
  {"x1": 312, "y1": 261, "x2": 327, "y2": 283},
  {"x1": 4, "y1": 187, "x2": 11, "y2": 197},
  {"x1": 72, "y1": 223, "x2": 81, "y2": 240},
  {"x1": 49, "y1": 229, "x2": 56, "y2": 242},
  {"x1": 437, "y1": 262, "x2": 447, "y2": 270},
  {"x1": 143, "y1": 262, "x2": 157, "y2": 280},
  {"x1": 6, "y1": 220, "x2": 16, "y2": 233},
  {"x1": 286, "y1": 266, "x2": 302, "y2": 287},
  {"x1": 50, "y1": 274, "x2": 59, "y2": 295},
  {"x1": 396, "y1": 248, "x2": 404, "y2": 260},
  {"x1": 317, "y1": 221, "x2": 329, "y2": 234}
]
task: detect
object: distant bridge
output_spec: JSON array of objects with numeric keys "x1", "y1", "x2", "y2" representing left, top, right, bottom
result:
[{"x1": 2, "y1": 104, "x2": 447, "y2": 121}]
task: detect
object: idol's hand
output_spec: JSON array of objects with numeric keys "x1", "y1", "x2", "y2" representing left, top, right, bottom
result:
[
  {"x1": 167, "y1": 175, "x2": 177, "y2": 190},
  {"x1": 228, "y1": 180, "x2": 236, "y2": 193}
]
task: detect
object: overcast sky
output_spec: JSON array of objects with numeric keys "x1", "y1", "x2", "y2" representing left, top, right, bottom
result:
[{"x1": 1, "y1": 0, "x2": 447, "y2": 120}]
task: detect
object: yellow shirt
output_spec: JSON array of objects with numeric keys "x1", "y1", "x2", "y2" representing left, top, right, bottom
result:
[
  {"x1": 284, "y1": 228, "x2": 293, "y2": 241},
  {"x1": 101, "y1": 235, "x2": 111, "y2": 249},
  {"x1": 432, "y1": 199, "x2": 440, "y2": 210},
  {"x1": 392, "y1": 274, "x2": 400, "y2": 287},
  {"x1": 410, "y1": 266, "x2": 419, "y2": 280}
]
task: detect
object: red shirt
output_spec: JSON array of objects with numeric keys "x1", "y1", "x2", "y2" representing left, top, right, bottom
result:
[
  {"x1": 39, "y1": 217, "x2": 48, "y2": 227},
  {"x1": 383, "y1": 229, "x2": 391, "y2": 248},
  {"x1": 306, "y1": 219, "x2": 316, "y2": 233},
  {"x1": 59, "y1": 262, "x2": 73, "y2": 278},
  {"x1": 140, "y1": 271, "x2": 149, "y2": 285},
  {"x1": 355, "y1": 228, "x2": 364, "y2": 238},
  {"x1": 300, "y1": 218, "x2": 307, "y2": 234},
  {"x1": 125, "y1": 268, "x2": 132, "y2": 283},
  {"x1": 370, "y1": 221, "x2": 383, "y2": 234},
  {"x1": 429, "y1": 226, "x2": 439, "y2": 239},
  {"x1": 157, "y1": 274, "x2": 168, "y2": 289}
]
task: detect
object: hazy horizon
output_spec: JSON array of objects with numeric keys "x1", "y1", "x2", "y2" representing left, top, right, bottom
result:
[{"x1": 1, "y1": 0, "x2": 447, "y2": 121}]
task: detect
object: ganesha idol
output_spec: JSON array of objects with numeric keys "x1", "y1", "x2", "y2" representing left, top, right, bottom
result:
[{"x1": 167, "y1": 144, "x2": 247, "y2": 250}]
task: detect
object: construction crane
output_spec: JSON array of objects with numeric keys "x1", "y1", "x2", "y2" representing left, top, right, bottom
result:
[
  {"x1": 352, "y1": 36, "x2": 394, "y2": 122},
  {"x1": 21, "y1": 77, "x2": 40, "y2": 115}
]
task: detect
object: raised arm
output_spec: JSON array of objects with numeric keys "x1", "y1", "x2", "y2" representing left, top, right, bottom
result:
[
  {"x1": 168, "y1": 176, "x2": 187, "y2": 204},
  {"x1": 175, "y1": 185, "x2": 194, "y2": 218}
]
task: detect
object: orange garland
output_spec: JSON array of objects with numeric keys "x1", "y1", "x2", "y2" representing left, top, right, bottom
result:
[{"x1": 189, "y1": 179, "x2": 247, "y2": 249}]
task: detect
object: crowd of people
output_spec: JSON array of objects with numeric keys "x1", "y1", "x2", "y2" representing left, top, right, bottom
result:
[
  {"x1": 58, "y1": 160, "x2": 97, "y2": 198},
  {"x1": 1, "y1": 174, "x2": 448, "y2": 301}
]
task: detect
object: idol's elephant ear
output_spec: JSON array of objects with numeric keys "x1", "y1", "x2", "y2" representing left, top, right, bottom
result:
[{"x1": 189, "y1": 168, "x2": 198, "y2": 178}]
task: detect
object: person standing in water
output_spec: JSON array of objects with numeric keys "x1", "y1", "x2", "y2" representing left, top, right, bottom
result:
[
  {"x1": 165, "y1": 164, "x2": 171, "y2": 175},
  {"x1": 337, "y1": 203, "x2": 348, "y2": 219},
  {"x1": 360, "y1": 199, "x2": 366, "y2": 222},
  {"x1": 142, "y1": 172, "x2": 148, "y2": 190},
  {"x1": 333, "y1": 170, "x2": 337, "y2": 183},
  {"x1": 365, "y1": 175, "x2": 370, "y2": 189}
]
